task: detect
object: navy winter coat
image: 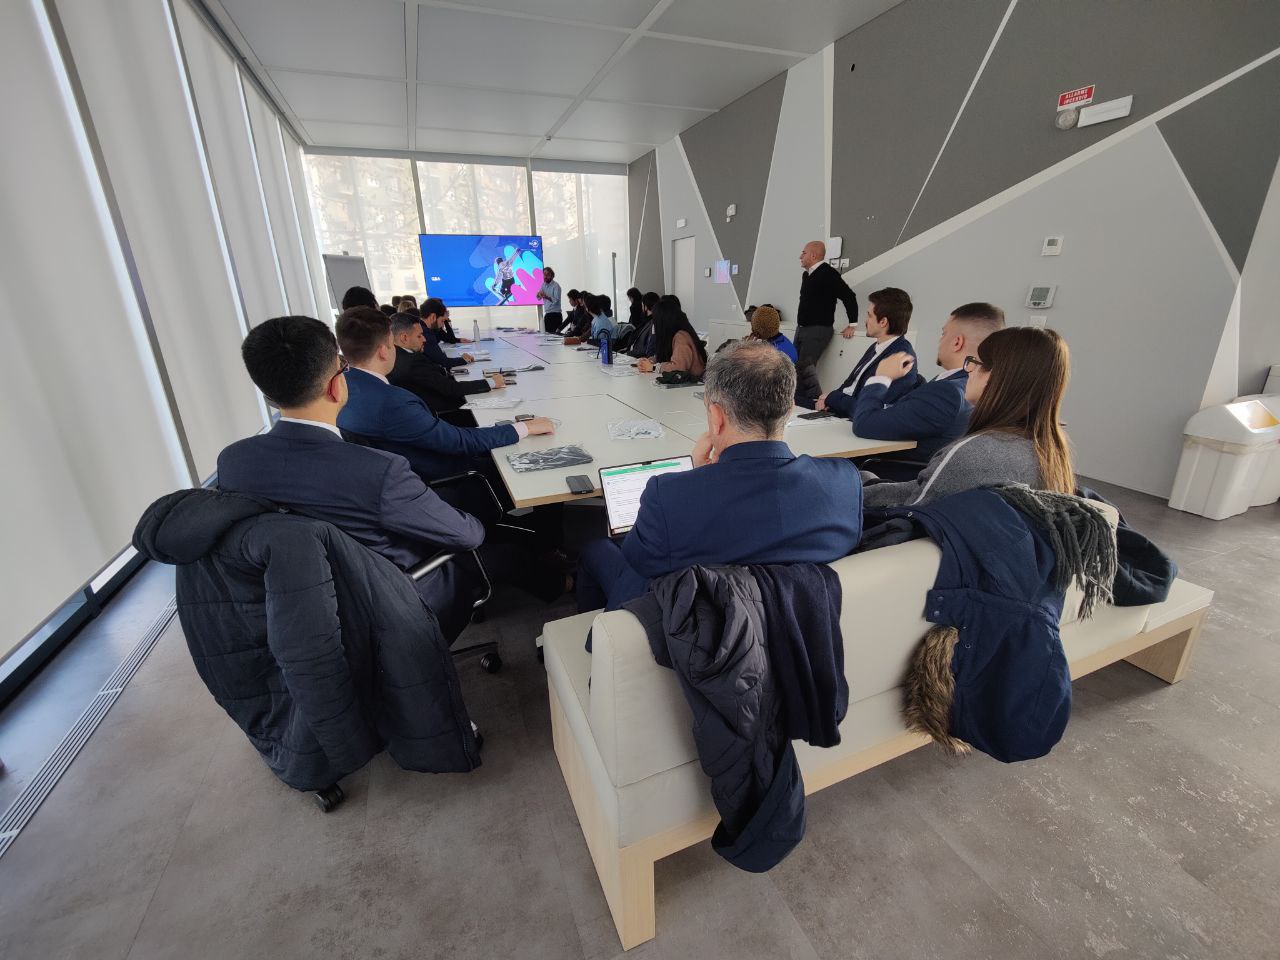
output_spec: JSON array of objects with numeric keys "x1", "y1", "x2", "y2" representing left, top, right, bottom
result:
[
  {"x1": 133, "y1": 488, "x2": 480, "y2": 790},
  {"x1": 886, "y1": 489, "x2": 1073, "y2": 763},
  {"x1": 626, "y1": 563, "x2": 845, "y2": 872}
]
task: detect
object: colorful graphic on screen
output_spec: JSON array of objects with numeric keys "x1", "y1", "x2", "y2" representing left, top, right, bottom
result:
[{"x1": 419, "y1": 234, "x2": 544, "y2": 308}]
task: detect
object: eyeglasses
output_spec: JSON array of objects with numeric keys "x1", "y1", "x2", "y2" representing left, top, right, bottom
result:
[
  {"x1": 962, "y1": 355, "x2": 987, "y2": 372},
  {"x1": 333, "y1": 356, "x2": 350, "y2": 380}
]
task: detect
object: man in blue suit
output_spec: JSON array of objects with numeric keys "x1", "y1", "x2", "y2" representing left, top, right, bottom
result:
[
  {"x1": 218, "y1": 316, "x2": 488, "y2": 642},
  {"x1": 418, "y1": 298, "x2": 471, "y2": 369},
  {"x1": 576, "y1": 341, "x2": 864, "y2": 616},
  {"x1": 334, "y1": 306, "x2": 555, "y2": 480},
  {"x1": 817, "y1": 287, "x2": 921, "y2": 416},
  {"x1": 852, "y1": 302, "x2": 1006, "y2": 472}
]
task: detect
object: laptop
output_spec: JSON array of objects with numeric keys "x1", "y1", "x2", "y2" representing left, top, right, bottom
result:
[{"x1": 599, "y1": 456, "x2": 695, "y2": 537}]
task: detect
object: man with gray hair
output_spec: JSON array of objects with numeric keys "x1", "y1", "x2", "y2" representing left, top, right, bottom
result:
[{"x1": 575, "y1": 341, "x2": 864, "y2": 616}]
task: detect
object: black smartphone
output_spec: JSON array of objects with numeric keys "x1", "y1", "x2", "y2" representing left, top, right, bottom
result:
[
  {"x1": 798, "y1": 410, "x2": 836, "y2": 420},
  {"x1": 515, "y1": 413, "x2": 535, "y2": 422},
  {"x1": 566, "y1": 474, "x2": 594, "y2": 494}
]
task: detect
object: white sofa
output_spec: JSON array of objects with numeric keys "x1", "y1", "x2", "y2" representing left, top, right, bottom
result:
[{"x1": 541, "y1": 534, "x2": 1213, "y2": 951}]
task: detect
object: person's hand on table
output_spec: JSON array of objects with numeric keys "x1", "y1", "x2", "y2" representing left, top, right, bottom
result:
[
  {"x1": 489, "y1": 373, "x2": 506, "y2": 389},
  {"x1": 636, "y1": 357, "x2": 655, "y2": 373},
  {"x1": 815, "y1": 394, "x2": 828, "y2": 412},
  {"x1": 840, "y1": 324, "x2": 858, "y2": 339},
  {"x1": 462, "y1": 352, "x2": 475, "y2": 363},
  {"x1": 692, "y1": 431, "x2": 719, "y2": 468},
  {"x1": 875, "y1": 353, "x2": 915, "y2": 381},
  {"x1": 523, "y1": 417, "x2": 556, "y2": 436}
]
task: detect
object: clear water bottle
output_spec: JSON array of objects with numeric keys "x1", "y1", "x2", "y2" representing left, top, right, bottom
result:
[
  {"x1": 472, "y1": 317, "x2": 480, "y2": 344},
  {"x1": 599, "y1": 330, "x2": 611, "y2": 365}
]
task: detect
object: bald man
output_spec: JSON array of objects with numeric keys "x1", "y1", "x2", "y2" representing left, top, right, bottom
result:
[{"x1": 795, "y1": 240, "x2": 859, "y2": 368}]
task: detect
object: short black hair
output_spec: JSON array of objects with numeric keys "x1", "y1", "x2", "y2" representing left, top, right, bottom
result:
[
  {"x1": 335, "y1": 306, "x2": 391, "y2": 364},
  {"x1": 391, "y1": 313, "x2": 421, "y2": 338},
  {"x1": 599, "y1": 295, "x2": 612, "y2": 316},
  {"x1": 391, "y1": 295, "x2": 402, "y2": 307},
  {"x1": 379, "y1": 303, "x2": 396, "y2": 316},
  {"x1": 543, "y1": 267, "x2": 555, "y2": 280},
  {"x1": 626, "y1": 287, "x2": 641, "y2": 302},
  {"x1": 641, "y1": 291, "x2": 660, "y2": 311},
  {"x1": 341, "y1": 285, "x2": 378, "y2": 311},
  {"x1": 951, "y1": 302, "x2": 1006, "y2": 326},
  {"x1": 241, "y1": 316, "x2": 338, "y2": 408},
  {"x1": 567, "y1": 288, "x2": 580, "y2": 300},
  {"x1": 868, "y1": 287, "x2": 913, "y2": 336},
  {"x1": 421, "y1": 297, "x2": 446, "y2": 319}
]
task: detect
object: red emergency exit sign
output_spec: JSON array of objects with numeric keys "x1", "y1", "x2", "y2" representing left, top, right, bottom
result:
[{"x1": 1058, "y1": 85, "x2": 1095, "y2": 110}]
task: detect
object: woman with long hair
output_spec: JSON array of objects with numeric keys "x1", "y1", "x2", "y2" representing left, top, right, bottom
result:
[
  {"x1": 637, "y1": 294, "x2": 708, "y2": 378},
  {"x1": 862, "y1": 326, "x2": 1074, "y2": 508},
  {"x1": 625, "y1": 287, "x2": 644, "y2": 327}
]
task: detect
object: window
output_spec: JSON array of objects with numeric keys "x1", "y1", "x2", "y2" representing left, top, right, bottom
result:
[
  {"x1": 533, "y1": 169, "x2": 629, "y2": 308},
  {"x1": 303, "y1": 155, "x2": 422, "y2": 304}
]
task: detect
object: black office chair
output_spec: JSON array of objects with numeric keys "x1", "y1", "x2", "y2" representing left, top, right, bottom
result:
[{"x1": 855, "y1": 454, "x2": 932, "y2": 482}]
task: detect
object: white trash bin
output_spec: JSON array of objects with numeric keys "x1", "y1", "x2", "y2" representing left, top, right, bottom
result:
[
  {"x1": 1169, "y1": 399, "x2": 1280, "y2": 519},
  {"x1": 1234, "y1": 394, "x2": 1280, "y2": 507}
]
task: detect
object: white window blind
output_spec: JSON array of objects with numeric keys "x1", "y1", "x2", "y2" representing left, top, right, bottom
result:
[
  {"x1": 0, "y1": 0, "x2": 190, "y2": 657},
  {"x1": 533, "y1": 169, "x2": 630, "y2": 305},
  {"x1": 282, "y1": 131, "x2": 333, "y2": 319},
  {"x1": 173, "y1": 0, "x2": 288, "y2": 329},
  {"x1": 54, "y1": 0, "x2": 267, "y2": 478}
]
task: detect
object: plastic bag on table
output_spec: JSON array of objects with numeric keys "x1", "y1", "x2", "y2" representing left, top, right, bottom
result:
[{"x1": 506, "y1": 445, "x2": 593, "y2": 473}]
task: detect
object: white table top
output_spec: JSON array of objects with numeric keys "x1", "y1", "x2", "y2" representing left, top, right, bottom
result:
[{"x1": 446, "y1": 335, "x2": 916, "y2": 507}]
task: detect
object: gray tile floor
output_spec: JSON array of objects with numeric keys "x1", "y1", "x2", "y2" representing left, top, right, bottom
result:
[{"x1": 1, "y1": 483, "x2": 1277, "y2": 960}]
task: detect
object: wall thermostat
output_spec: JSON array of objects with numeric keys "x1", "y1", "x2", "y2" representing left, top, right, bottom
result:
[
  {"x1": 1041, "y1": 235, "x2": 1063, "y2": 256},
  {"x1": 1026, "y1": 284, "x2": 1057, "y2": 309}
]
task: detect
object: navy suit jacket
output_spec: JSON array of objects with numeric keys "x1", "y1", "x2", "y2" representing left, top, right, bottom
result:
[
  {"x1": 621, "y1": 440, "x2": 863, "y2": 580},
  {"x1": 338, "y1": 367, "x2": 518, "y2": 479},
  {"x1": 217, "y1": 420, "x2": 483, "y2": 571},
  {"x1": 851, "y1": 369, "x2": 972, "y2": 461},
  {"x1": 825, "y1": 335, "x2": 919, "y2": 418},
  {"x1": 420, "y1": 323, "x2": 467, "y2": 369}
]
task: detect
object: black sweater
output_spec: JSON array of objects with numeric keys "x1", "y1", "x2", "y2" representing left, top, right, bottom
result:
[
  {"x1": 797, "y1": 262, "x2": 858, "y2": 328},
  {"x1": 389, "y1": 348, "x2": 490, "y2": 413}
]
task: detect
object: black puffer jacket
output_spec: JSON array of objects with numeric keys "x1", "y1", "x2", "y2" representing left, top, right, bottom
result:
[
  {"x1": 133, "y1": 488, "x2": 480, "y2": 790},
  {"x1": 626, "y1": 563, "x2": 845, "y2": 872}
]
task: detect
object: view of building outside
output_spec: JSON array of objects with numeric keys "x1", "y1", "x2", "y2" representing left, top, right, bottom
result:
[{"x1": 303, "y1": 153, "x2": 629, "y2": 333}]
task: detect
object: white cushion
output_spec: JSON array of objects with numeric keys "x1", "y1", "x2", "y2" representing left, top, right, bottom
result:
[{"x1": 1142, "y1": 578, "x2": 1214, "y2": 631}]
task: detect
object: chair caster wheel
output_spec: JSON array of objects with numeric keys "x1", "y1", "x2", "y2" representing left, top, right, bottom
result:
[
  {"x1": 537, "y1": 648, "x2": 544, "y2": 664},
  {"x1": 480, "y1": 652, "x2": 502, "y2": 674},
  {"x1": 312, "y1": 783, "x2": 344, "y2": 813}
]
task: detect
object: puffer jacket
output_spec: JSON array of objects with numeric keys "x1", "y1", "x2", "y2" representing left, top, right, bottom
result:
[
  {"x1": 626, "y1": 562, "x2": 845, "y2": 872},
  {"x1": 133, "y1": 488, "x2": 480, "y2": 790}
]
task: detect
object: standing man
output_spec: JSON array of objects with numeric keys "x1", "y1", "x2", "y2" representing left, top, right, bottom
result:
[
  {"x1": 795, "y1": 240, "x2": 858, "y2": 368},
  {"x1": 537, "y1": 267, "x2": 562, "y2": 333}
]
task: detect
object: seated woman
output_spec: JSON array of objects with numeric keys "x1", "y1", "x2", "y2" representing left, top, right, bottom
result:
[
  {"x1": 861, "y1": 326, "x2": 1073, "y2": 509},
  {"x1": 585, "y1": 293, "x2": 615, "y2": 343},
  {"x1": 636, "y1": 295, "x2": 708, "y2": 378},
  {"x1": 743, "y1": 304, "x2": 796, "y2": 362}
]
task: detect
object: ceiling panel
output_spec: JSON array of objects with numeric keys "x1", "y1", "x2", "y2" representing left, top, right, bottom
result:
[
  {"x1": 417, "y1": 7, "x2": 624, "y2": 98},
  {"x1": 270, "y1": 71, "x2": 407, "y2": 127},
  {"x1": 539, "y1": 138, "x2": 652, "y2": 164},
  {"x1": 557, "y1": 100, "x2": 708, "y2": 144},
  {"x1": 441, "y1": 0, "x2": 655, "y2": 30},
  {"x1": 305, "y1": 121, "x2": 409, "y2": 150},
  {"x1": 417, "y1": 84, "x2": 571, "y2": 136},
  {"x1": 416, "y1": 129, "x2": 542, "y2": 156},
  {"x1": 651, "y1": 0, "x2": 904, "y2": 55},
  {"x1": 591, "y1": 36, "x2": 801, "y2": 111},
  {"x1": 219, "y1": 0, "x2": 406, "y2": 79}
]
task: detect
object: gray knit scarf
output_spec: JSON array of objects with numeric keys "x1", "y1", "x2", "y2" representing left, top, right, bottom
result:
[{"x1": 993, "y1": 484, "x2": 1117, "y2": 620}]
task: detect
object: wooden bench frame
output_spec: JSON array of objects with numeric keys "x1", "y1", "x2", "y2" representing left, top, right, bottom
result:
[{"x1": 547, "y1": 605, "x2": 1208, "y2": 951}]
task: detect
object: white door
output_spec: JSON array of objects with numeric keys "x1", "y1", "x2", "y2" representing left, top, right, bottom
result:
[{"x1": 671, "y1": 236, "x2": 695, "y2": 316}]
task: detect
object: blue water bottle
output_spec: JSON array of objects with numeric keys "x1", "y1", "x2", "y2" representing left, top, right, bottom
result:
[{"x1": 599, "y1": 330, "x2": 612, "y2": 365}]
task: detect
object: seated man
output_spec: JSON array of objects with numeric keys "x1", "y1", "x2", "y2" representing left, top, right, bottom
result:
[
  {"x1": 417, "y1": 297, "x2": 473, "y2": 369},
  {"x1": 576, "y1": 341, "x2": 864, "y2": 617},
  {"x1": 335, "y1": 306, "x2": 554, "y2": 479},
  {"x1": 585, "y1": 293, "x2": 615, "y2": 343},
  {"x1": 218, "y1": 315, "x2": 486, "y2": 642},
  {"x1": 388, "y1": 313, "x2": 504, "y2": 413},
  {"x1": 852, "y1": 302, "x2": 1005, "y2": 470},
  {"x1": 814, "y1": 287, "x2": 920, "y2": 414}
]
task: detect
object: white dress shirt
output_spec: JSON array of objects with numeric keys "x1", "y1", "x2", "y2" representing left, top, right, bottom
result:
[
  {"x1": 279, "y1": 416, "x2": 343, "y2": 439},
  {"x1": 843, "y1": 338, "x2": 896, "y2": 395}
]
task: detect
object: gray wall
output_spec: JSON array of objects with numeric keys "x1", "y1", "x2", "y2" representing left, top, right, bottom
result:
[
  {"x1": 680, "y1": 72, "x2": 786, "y2": 305},
  {"x1": 627, "y1": 150, "x2": 664, "y2": 293}
]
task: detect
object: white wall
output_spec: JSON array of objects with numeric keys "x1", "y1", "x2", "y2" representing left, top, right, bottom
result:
[
  {"x1": 1238, "y1": 151, "x2": 1280, "y2": 396},
  {"x1": 853, "y1": 128, "x2": 1236, "y2": 497}
]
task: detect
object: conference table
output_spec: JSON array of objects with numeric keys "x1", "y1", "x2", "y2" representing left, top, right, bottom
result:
[{"x1": 445, "y1": 330, "x2": 915, "y2": 509}]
